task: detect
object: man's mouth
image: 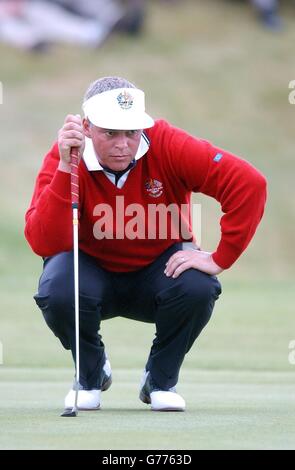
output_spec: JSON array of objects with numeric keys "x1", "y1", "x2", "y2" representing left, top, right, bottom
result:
[{"x1": 110, "y1": 155, "x2": 129, "y2": 159}]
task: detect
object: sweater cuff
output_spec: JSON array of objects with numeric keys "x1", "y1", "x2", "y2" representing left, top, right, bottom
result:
[
  {"x1": 212, "y1": 239, "x2": 242, "y2": 270},
  {"x1": 49, "y1": 170, "x2": 71, "y2": 201}
]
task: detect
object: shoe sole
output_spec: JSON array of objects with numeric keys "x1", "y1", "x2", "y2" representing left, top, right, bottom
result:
[
  {"x1": 63, "y1": 405, "x2": 101, "y2": 412},
  {"x1": 151, "y1": 407, "x2": 185, "y2": 412}
]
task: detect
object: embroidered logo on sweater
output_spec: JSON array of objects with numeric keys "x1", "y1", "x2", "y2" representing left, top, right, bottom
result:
[
  {"x1": 213, "y1": 153, "x2": 223, "y2": 162},
  {"x1": 117, "y1": 90, "x2": 134, "y2": 110},
  {"x1": 145, "y1": 178, "x2": 163, "y2": 198}
]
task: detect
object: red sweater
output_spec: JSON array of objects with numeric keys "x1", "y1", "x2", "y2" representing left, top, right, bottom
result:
[{"x1": 25, "y1": 119, "x2": 267, "y2": 272}]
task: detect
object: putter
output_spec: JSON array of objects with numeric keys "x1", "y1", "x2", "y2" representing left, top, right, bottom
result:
[{"x1": 61, "y1": 147, "x2": 80, "y2": 417}]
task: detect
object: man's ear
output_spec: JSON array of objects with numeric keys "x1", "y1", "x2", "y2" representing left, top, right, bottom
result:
[{"x1": 83, "y1": 118, "x2": 92, "y2": 138}]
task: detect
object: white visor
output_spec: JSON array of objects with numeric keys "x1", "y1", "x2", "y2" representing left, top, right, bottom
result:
[{"x1": 82, "y1": 88, "x2": 154, "y2": 130}]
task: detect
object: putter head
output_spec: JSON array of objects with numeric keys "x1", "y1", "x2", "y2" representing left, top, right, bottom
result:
[
  {"x1": 60, "y1": 408, "x2": 78, "y2": 417},
  {"x1": 61, "y1": 383, "x2": 80, "y2": 417}
]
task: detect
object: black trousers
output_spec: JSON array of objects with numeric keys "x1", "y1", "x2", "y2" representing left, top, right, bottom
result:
[{"x1": 34, "y1": 243, "x2": 222, "y2": 390}]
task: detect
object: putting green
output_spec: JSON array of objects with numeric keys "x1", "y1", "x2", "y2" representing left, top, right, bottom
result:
[
  {"x1": 0, "y1": 367, "x2": 294, "y2": 450},
  {"x1": 1, "y1": 0, "x2": 295, "y2": 452}
]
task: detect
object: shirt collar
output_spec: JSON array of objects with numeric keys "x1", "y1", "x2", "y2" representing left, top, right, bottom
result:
[{"x1": 82, "y1": 132, "x2": 150, "y2": 171}]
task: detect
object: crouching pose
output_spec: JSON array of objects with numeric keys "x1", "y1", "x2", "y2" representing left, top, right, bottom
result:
[{"x1": 25, "y1": 76, "x2": 267, "y2": 411}]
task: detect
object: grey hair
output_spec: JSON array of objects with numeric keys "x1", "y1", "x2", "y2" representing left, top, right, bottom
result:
[{"x1": 83, "y1": 76, "x2": 136, "y2": 102}]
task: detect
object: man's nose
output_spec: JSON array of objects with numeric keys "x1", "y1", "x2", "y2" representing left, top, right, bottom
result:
[{"x1": 114, "y1": 134, "x2": 129, "y2": 150}]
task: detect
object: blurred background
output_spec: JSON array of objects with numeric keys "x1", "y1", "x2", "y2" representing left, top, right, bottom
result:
[{"x1": 1, "y1": 0, "x2": 295, "y2": 381}]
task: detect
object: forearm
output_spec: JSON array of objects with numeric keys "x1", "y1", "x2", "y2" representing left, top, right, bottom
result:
[
  {"x1": 25, "y1": 170, "x2": 73, "y2": 256},
  {"x1": 212, "y1": 172, "x2": 267, "y2": 269}
]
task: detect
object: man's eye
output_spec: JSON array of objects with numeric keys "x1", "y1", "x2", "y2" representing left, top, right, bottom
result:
[
  {"x1": 128, "y1": 130, "x2": 139, "y2": 136},
  {"x1": 105, "y1": 131, "x2": 114, "y2": 137}
]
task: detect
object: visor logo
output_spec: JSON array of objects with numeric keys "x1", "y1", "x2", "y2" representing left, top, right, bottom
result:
[{"x1": 117, "y1": 90, "x2": 134, "y2": 110}]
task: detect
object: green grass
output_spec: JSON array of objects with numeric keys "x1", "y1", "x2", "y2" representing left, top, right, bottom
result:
[
  {"x1": 0, "y1": 0, "x2": 295, "y2": 450},
  {"x1": 0, "y1": 368, "x2": 294, "y2": 450}
]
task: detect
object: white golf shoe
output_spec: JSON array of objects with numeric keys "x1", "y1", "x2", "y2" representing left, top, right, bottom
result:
[
  {"x1": 64, "y1": 358, "x2": 112, "y2": 411},
  {"x1": 139, "y1": 370, "x2": 185, "y2": 412},
  {"x1": 64, "y1": 389, "x2": 101, "y2": 410}
]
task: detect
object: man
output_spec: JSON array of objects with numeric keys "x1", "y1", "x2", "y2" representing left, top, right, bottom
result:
[{"x1": 25, "y1": 76, "x2": 267, "y2": 412}]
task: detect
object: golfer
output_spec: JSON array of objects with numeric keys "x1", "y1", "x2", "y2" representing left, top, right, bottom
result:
[{"x1": 25, "y1": 76, "x2": 267, "y2": 412}]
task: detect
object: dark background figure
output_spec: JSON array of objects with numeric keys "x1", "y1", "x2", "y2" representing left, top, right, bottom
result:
[{"x1": 250, "y1": 0, "x2": 282, "y2": 30}]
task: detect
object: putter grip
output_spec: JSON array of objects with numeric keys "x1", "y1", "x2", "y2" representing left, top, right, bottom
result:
[{"x1": 70, "y1": 147, "x2": 79, "y2": 208}]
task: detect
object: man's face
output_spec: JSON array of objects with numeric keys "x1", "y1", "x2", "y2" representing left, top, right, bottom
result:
[{"x1": 83, "y1": 119, "x2": 142, "y2": 171}]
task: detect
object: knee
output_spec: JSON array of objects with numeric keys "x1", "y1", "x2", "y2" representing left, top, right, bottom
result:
[
  {"x1": 179, "y1": 269, "x2": 222, "y2": 306},
  {"x1": 35, "y1": 272, "x2": 74, "y2": 325},
  {"x1": 156, "y1": 270, "x2": 221, "y2": 309},
  {"x1": 34, "y1": 281, "x2": 74, "y2": 350},
  {"x1": 35, "y1": 253, "x2": 74, "y2": 315}
]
